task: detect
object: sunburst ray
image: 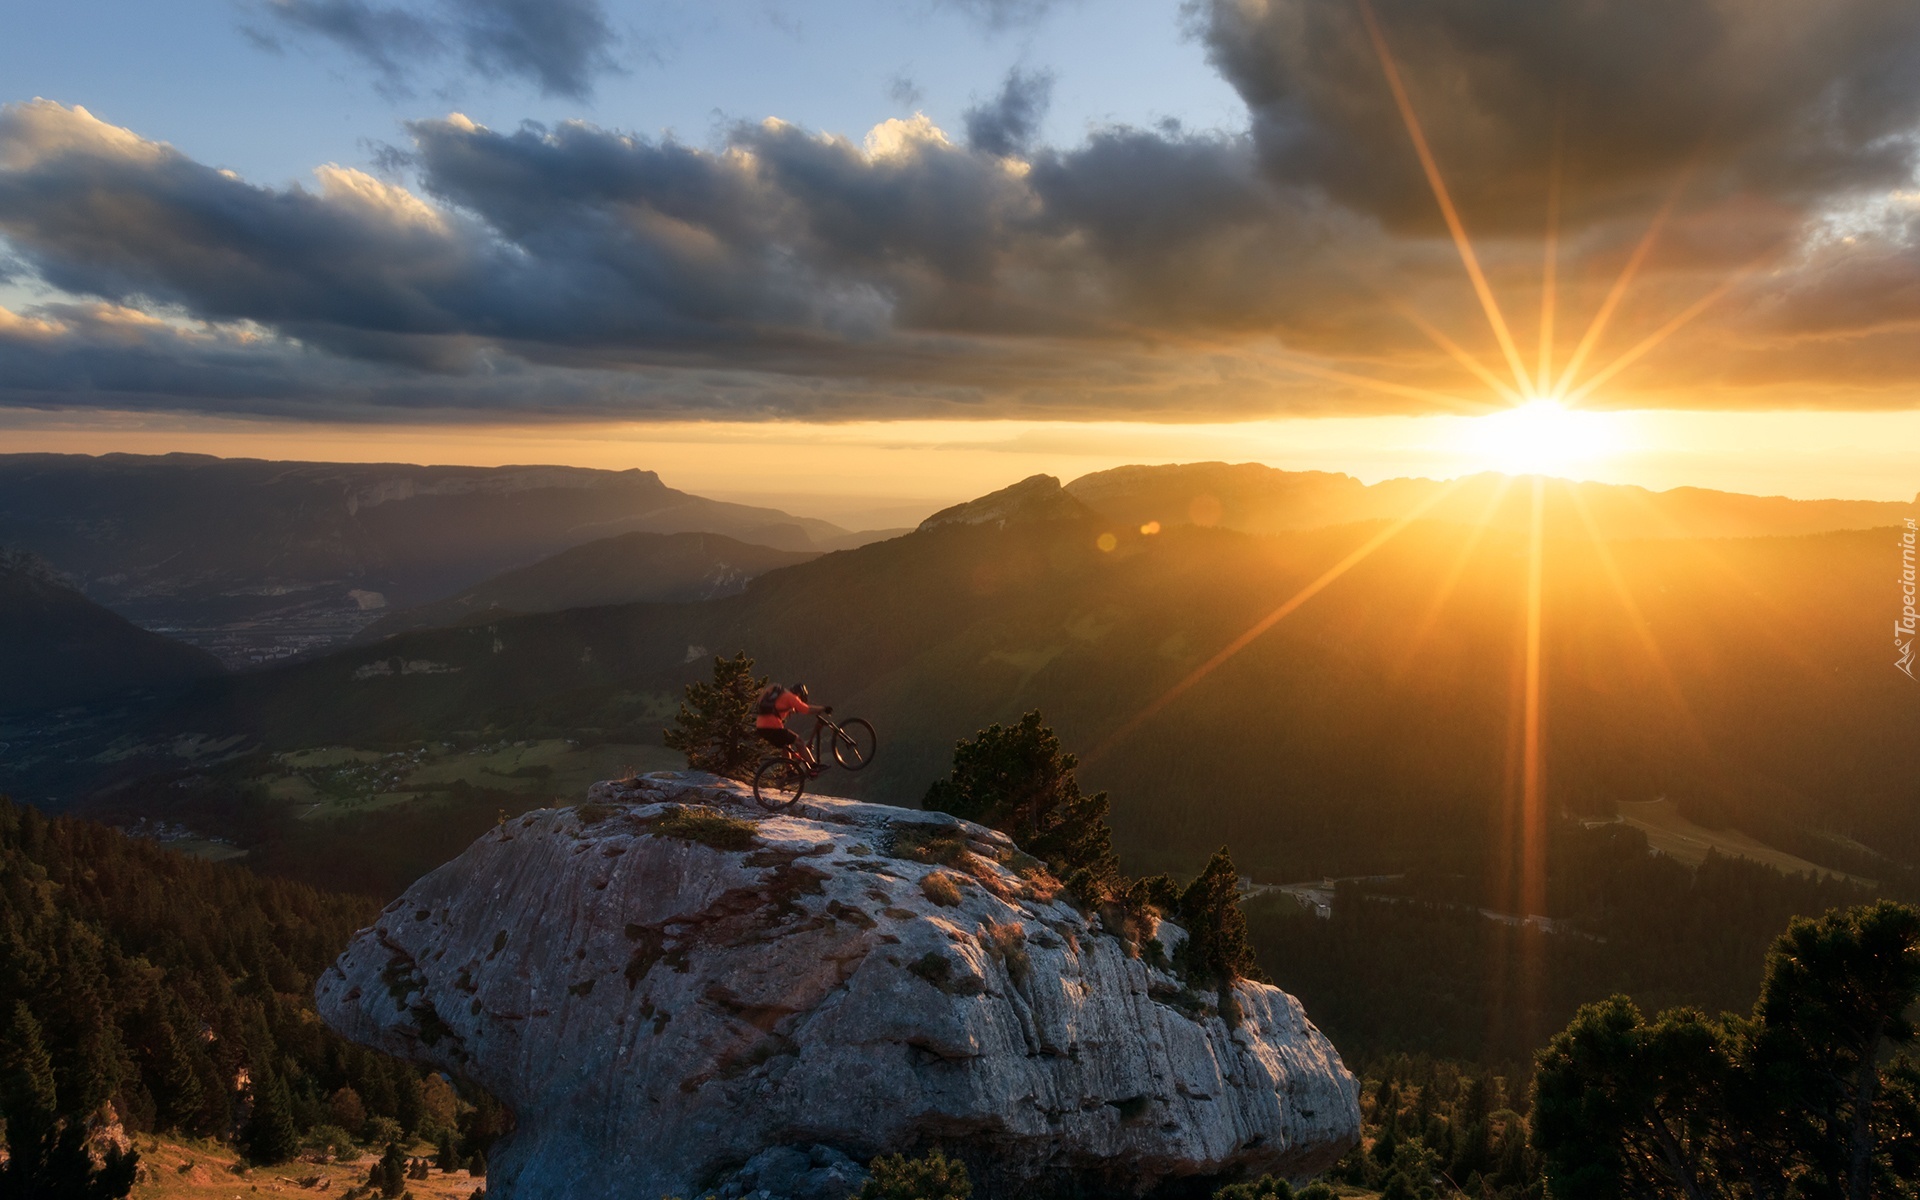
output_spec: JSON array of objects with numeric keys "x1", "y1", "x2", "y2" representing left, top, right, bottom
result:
[
  {"x1": 1388, "y1": 476, "x2": 1515, "y2": 680},
  {"x1": 1085, "y1": 481, "x2": 1461, "y2": 766},
  {"x1": 1359, "y1": 0, "x2": 1532, "y2": 397}
]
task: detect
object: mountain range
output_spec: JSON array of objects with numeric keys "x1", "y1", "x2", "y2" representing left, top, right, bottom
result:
[
  {"x1": 5, "y1": 468, "x2": 1901, "y2": 894},
  {"x1": 0, "y1": 453, "x2": 889, "y2": 666}
]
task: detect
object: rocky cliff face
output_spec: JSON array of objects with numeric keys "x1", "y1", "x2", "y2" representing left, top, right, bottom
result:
[{"x1": 316, "y1": 773, "x2": 1359, "y2": 1199}]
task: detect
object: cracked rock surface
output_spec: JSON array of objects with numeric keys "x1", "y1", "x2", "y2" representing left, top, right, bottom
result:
[{"x1": 316, "y1": 772, "x2": 1359, "y2": 1199}]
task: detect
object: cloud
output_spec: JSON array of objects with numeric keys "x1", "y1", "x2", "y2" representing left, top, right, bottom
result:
[
  {"x1": 965, "y1": 67, "x2": 1054, "y2": 157},
  {"x1": 253, "y1": 0, "x2": 619, "y2": 99},
  {"x1": 8, "y1": 0, "x2": 1920, "y2": 425},
  {"x1": 886, "y1": 74, "x2": 925, "y2": 110},
  {"x1": 1195, "y1": 0, "x2": 1920, "y2": 235}
]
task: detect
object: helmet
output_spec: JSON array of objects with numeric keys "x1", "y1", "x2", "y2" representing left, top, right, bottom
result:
[{"x1": 791, "y1": 683, "x2": 810, "y2": 702}]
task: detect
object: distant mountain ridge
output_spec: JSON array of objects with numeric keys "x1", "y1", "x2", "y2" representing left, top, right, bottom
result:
[
  {"x1": 0, "y1": 546, "x2": 222, "y2": 715},
  {"x1": 0, "y1": 453, "x2": 884, "y2": 665},
  {"x1": 919, "y1": 474, "x2": 1098, "y2": 530},
  {"x1": 1065, "y1": 462, "x2": 1915, "y2": 541},
  {"x1": 354, "y1": 531, "x2": 819, "y2": 642}
]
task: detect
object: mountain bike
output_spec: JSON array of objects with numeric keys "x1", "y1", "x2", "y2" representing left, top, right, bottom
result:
[{"x1": 753, "y1": 710, "x2": 877, "y2": 809}]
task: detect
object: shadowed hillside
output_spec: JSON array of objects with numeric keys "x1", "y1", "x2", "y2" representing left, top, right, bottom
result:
[
  {"x1": 354, "y1": 531, "x2": 819, "y2": 642},
  {"x1": 0, "y1": 548, "x2": 221, "y2": 716}
]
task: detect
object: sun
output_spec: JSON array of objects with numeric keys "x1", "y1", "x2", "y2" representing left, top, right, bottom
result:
[{"x1": 1459, "y1": 398, "x2": 1627, "y2": 479}]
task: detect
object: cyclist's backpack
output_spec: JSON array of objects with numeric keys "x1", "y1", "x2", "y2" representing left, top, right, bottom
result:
[{"x1": 755, "y1": 684, "x2": 786, "y2": 716}]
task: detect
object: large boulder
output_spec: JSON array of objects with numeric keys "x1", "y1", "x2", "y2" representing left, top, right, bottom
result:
[{"x1": 316, "y1": 773, "x2": 1359, "y2": 1199}]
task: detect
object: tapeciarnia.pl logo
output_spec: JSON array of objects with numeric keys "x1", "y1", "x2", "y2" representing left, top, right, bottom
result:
[{"x1": 1899, "y1": 517, "x2": 1917, "y2": 679}]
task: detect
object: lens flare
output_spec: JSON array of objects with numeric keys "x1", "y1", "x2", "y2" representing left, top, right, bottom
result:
[{"x1": 1458, "y1": 399, "x2": 1629, "y2": 478}]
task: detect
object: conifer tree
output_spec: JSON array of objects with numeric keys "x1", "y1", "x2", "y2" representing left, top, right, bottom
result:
[
  {"x1": 924, "y1": 711, "x2": 1121, "y2": 904},
  {"x1": 154, "y1": 1020, "x2": 210, "y2": 1135},
  {"x1": 663, "y1": 652, "x2": 768, "y2": 779},
  {"x1": 0, "y1": 1002, "x2": 139, "y2": 1199},
  {"x1": 1176, "y1": 848, "x2": 1263, "y2": 986},
  {"x1": 243, "y1": 1064, "x2": 300, "y2": 1165},
  {"x1": 1532, "y1": 901, "x2": 1920, "y2": 1200},
  {"x1": 373, "y1": 1142, "x2": 409, "y2": 1198},
  {"x1": 0, "y1": 1002, "x2": 58, "y2": 1136}
]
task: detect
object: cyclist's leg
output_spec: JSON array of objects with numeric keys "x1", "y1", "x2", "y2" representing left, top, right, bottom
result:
[{"x1": 761, "y1": 727, "x2": 804, "y2": 762}]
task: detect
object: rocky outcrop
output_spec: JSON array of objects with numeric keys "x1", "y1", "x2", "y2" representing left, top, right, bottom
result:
[{"x1": 316, "y1": 773, "x2": 1359, "y2": 1200}]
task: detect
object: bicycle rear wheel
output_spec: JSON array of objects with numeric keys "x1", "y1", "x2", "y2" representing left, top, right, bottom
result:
[
  {"x1": 753, "y1": 756, "x2": 807, "y2": 809},
  {"x1": 830, "y1": 718, "x2": 877, "y2": 771}
]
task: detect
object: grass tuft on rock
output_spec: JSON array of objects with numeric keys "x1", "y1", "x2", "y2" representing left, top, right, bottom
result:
[
  {"x1": 650, "y1": 804, "x2": 759, "y2": 851},
  {"x1": 920, "y1": 871, "x2": 964, "y2": 907}
]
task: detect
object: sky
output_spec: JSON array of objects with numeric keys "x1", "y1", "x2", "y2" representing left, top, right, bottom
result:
[{"x1": 3, "y1": 0, "x2": 1920, "y2": 509}]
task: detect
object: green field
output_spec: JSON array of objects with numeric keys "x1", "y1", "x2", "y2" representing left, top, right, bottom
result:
[
  {"x1": 1611, "y1": 799, "x2": 1876, "y2": 885},
  {"x1": 258, "y1": 739, "x2": 675, "y2": 822}
]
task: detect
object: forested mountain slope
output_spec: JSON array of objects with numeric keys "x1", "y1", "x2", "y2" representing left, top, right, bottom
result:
[{"x1": 0, "y1": 796, "x2": 461, "y2": 1149}]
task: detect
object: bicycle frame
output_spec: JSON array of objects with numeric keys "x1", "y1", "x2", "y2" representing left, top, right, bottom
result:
[{"x1": 778, "y1": 715, "x2": 837, "y2": 767}]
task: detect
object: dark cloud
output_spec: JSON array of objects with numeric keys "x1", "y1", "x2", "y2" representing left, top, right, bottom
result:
[
  {"x1": 8, "y1": 0, "x2": 1920, "y2": 425},
  {"x1": 457, "y1": 0, "x2": 620, "y2": 99},
  {"x1": 0, "y1": 100, "x2": 1384, "y2": 418},
  {"x1": 1196, "y1": 0, "x2": 1920, "y2": 234},
  {"x1": 965, "y1": 67, "x2": 1054, "y2": 157},
  {"x1": 886, "y1": 74, "x2": 925, "y2": 110},
  {"x1": 254, "y1": 0, "x2": 619, "y2": 99}
]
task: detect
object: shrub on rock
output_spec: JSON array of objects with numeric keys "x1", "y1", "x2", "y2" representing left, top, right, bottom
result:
[{"x1": 856, "y1": 1149, "x2": 971, "y2": 1200}]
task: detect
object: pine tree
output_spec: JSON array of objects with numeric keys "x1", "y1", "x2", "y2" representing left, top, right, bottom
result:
[
  {"x1": 925, "y1": 711, "x2": 1121, "y2": 904},
  {"x1": 373, "y1": 1142, "x2": 409, "y2": 1198},
  {"x1": 242, "y1": 1065, "x2": 300, "y2": 1165},
  {"x1": 0, "y1": 1002, "x2": 58, "y2": 1138},
  {"x1": 152, "y1": 1021, "x2": 208, "y2": 1134},
  {"x1": 662, "y1": 652, "x2": 768, "y2": 780},
  {"x1": 1176, "y1": 848, "x2": 1263, "y2": 986},
  {"x1": 0, "y1": 1002, "x2": 139, "y2": 1200},
  {"x1": 1532, "y1": 901, "x2": 1920, "y2": 1200}
]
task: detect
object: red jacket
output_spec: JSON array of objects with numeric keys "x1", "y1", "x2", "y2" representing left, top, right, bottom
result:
[{"x1": 755, "y1": 689, "x2": 815, "y2": 729}]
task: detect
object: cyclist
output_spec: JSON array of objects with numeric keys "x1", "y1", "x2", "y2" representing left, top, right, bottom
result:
[{"x1": 755, "y1": 682, "x2": 829, "y2": 773}]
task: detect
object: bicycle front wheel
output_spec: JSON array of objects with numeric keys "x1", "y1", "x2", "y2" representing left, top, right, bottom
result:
[
  {"x1": 830, "y1": 718, "x2": 877, "y2": 771},
  {"x1": 753, "y1": 756, "x2": 808, "y2": 810}
]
